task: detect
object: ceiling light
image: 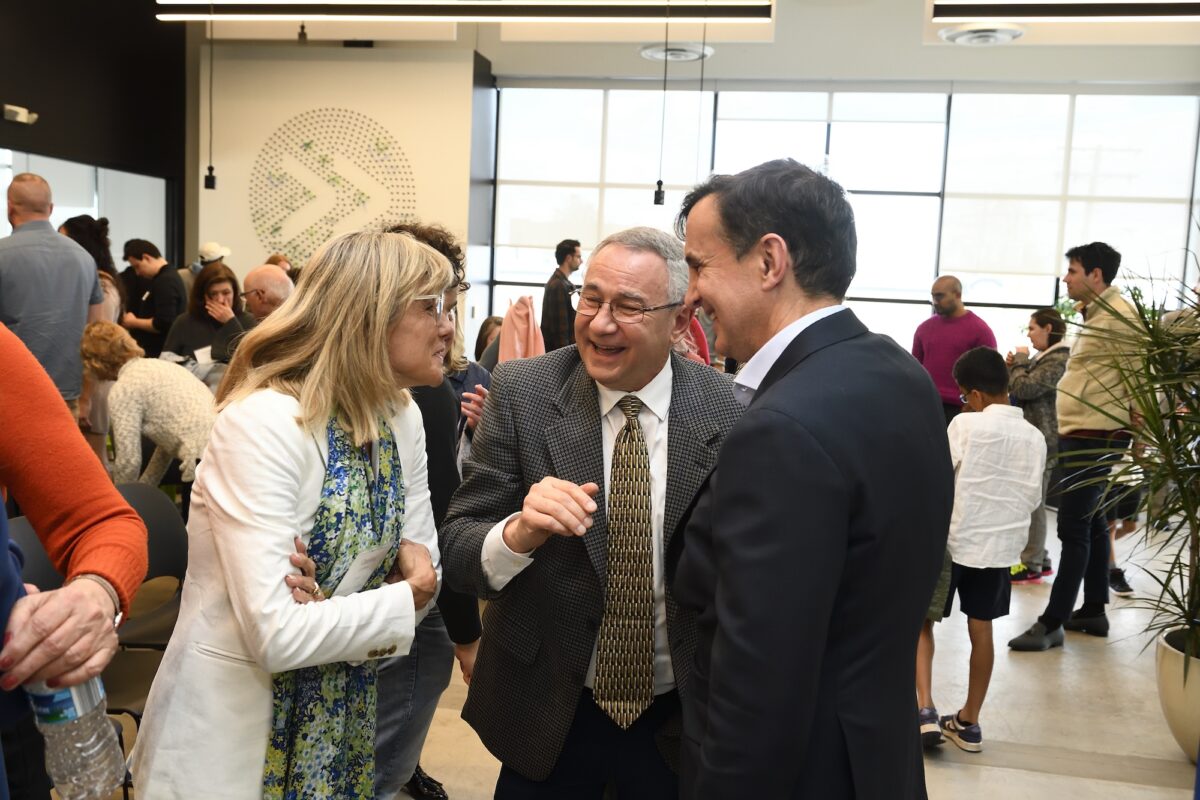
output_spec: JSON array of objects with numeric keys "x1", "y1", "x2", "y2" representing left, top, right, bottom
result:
[
  {"x1": 640, "y1": 43, "x2": 714, "y2": 61},
  {"x1": 932, "y1": 2, "x2": 1200, "y2": 23},
  {"x1": 938, "y1": 21, "x2": 1024, "y2": 45}
]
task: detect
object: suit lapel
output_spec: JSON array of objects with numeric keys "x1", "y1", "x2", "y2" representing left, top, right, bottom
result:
[
  {"x1": 663, "y1": 355, "x2": 726, "y2": 554},
  {"x1": 544, "y1": 359, "x2": 610, "y2": 584},
  {"x1": 752, "y1": 309, "x2": 868, "y2": 404}
]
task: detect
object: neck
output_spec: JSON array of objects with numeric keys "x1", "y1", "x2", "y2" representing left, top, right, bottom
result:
[
  {"x1": 978, "y1": 394, "x2": 1009, "y2": 410},
  {"x1": 557, "y1": 264, "x2": 572, "y2": 278},
  {"x1": 950, "y1": 306, "x2": 968, "y2": 318},
  {"x1": 10, "y1": 214, "x2": 47, "y2": 228},
  {"x1": 749, "y1": 292, "x2": 838, "y2": 356}
]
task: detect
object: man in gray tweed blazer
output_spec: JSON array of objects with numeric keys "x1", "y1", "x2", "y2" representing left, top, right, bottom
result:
[{"x1": 441, "y1": 226, "x2": 741, "y2": 798}]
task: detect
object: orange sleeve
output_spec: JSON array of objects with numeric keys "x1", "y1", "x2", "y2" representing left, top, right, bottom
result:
[{"x1": 0, "y1": 325, "x2": 148, "y2": 614}]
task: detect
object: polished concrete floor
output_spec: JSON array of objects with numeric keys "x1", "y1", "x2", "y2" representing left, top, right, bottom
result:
[
  {"x1": 413, "y1": 510, "x2": 1199, "y2": 799},
  {"x1": 100, "y1": 510, "x2": 1198, "y2": 799}
]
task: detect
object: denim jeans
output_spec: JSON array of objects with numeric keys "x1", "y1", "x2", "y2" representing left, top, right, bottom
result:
[
  {"x1": 374, "y1": 607, "x2": 455, "y2": 798},
  {"x1": 1043, "y1": 434, "x2": 1128, "y2": 624}
]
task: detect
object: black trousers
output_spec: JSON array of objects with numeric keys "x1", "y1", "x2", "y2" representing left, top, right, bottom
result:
[
  {"x1": 495, "y1": 690, "x2": 679, "y2": 800},
  {"x1": 1043, "y1": 434, "x2": 1128, "y2": 623}
]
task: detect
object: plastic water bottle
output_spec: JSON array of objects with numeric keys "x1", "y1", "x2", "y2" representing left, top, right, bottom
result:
[{"x1": 25, "y1": 677, "x2": 124, "y2": 799}]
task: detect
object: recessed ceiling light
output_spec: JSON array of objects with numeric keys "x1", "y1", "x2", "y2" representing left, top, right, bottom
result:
[
  {"x1": 639, "y1": 43, "x2": 714, "y2": 61},
  {"x1": 938, "y1": 21, "x2": 1024, "y2": 45}
]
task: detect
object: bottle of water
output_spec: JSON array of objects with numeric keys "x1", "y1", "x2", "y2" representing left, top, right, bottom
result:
[{"x1": 25, "y1": 676, "x2": 124, "y2": 799}]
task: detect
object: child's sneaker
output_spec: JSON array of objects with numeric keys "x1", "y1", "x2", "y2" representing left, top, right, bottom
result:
[
  {"x1": 1009, "y1": 564, "x2": 1043, "y2": 584},
  {"x1": 940, "y1": 712, "x2": 982, "y2": 753},
  {"x1": 1042, "y1": 557, "x2": 1054, "y2": 576},
  {"x1": 919, "y1": 706, "x2": 943, "y2": 748}
]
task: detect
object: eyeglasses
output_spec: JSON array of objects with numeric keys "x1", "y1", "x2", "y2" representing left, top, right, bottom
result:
[
  {"x1": 412, "y1": 293, "x2": 458, "y2": 323},
  {"x1": 569, "y1": 287, "x2": 681, "y2": 325},
  {"x1": 240, "y1": 289, "x2": 263, "y2": 300}
]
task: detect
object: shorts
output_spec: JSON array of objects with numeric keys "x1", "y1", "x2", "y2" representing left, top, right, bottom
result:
[{"x1": 943, "y1": 562, "x2": 1011, "y2": 621}]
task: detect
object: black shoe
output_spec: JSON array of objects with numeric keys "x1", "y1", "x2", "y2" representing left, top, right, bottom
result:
[
  {"x1": 1110, "y1": 567, "x2": 1134, "y2": 597},
  {"x1": 405, "y1": 764, "x2": 449, "y2": 800},
  {"x1": 1008, "y1": 622, "x2": 1065, "y2": 651},
  {"x1": 1063, "y1": 608, "x2": 1110, "y2": 637}
]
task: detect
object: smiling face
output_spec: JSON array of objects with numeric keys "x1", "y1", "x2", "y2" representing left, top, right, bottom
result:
[
  {"x1": 682, "y1": 195, "x2": 763, "y2": 363},
  {"x1": 387, "y1": 292, "x2": 455, "y2": 388},
  {"x1": 574, "y1": 243, "x2": 689, "y2": 391}
]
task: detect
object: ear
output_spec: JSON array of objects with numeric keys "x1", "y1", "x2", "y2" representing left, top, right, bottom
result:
[
  {"x1": 757, "y1": 234, "x2": 792, "y2": 291},
  {"x1": 668, "y1": 303, "x2": 694, "y2": 344}
]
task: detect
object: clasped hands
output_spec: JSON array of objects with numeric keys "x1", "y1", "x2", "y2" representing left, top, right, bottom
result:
[
  {"x1": 503, "y1": 477, "x2": 600, "y2": 555},
  {"x1": 285, "y1": 536, "x2": 437, "y2": 610}
]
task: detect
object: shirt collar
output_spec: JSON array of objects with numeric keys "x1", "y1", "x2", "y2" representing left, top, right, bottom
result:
[
  {"x1": 596, "y1": 356, "x2": 673, "y2": 422},
  {"x1": 12, "y1": 220, "x2": 53, "y2": 234},
  {"x1": 734, "y1": 305, "x2": 847, "y2": 393},
  {"x1": 982, "y1": 403, "x2": 1023, "y2": 418}
]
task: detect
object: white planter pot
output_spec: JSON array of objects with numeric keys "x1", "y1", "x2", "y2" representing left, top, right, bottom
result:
[{"x1": 1155, "y1": 629, "x2": 1200, "y2": 763}]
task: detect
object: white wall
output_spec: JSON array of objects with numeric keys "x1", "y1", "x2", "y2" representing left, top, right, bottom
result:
[{"x1": 197, "y1": 42, "x2": 476, "y2": 277}]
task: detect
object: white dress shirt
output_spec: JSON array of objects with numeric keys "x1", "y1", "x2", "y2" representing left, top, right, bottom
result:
[
  {"x1": 480, "y1": 358, "x2": 677, "y2": 694},
  {"x1": 733, "y1": 305, "x2": 847, "y2": 405},
  {"x1": 946, "y1": 404, "x2": 1047, "y2": 568}
]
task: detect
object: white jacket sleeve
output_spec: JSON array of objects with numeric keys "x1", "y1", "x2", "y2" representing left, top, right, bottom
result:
[{"x1": 203, "y1": 394, "x2": 421, "y2": 674}]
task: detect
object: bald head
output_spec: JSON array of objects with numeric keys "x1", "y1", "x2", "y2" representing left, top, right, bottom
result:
[
  {"x1": 243, "y1": 264, "x2": 294, "y2": 321},
  {"x1": 931, "y1": 275, "x2": 964, "y2": 318},
  {"x1": 7, "y1": 173, "x2": 53, "y2": 226}
]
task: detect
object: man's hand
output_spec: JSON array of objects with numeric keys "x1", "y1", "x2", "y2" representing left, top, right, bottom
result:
[
  {"x1": 387, "y1": 540, "x2": 436, "y2": 610},
  {"x1": 461, "y1": 385, "x2": 489, "y2": 431},
  {"x1": 0, "y1": 579, "x2": 118, "y2": 690},
  {"x1": 285, "y1": 536, "x2": 324, "y2": 604},
  {"x1": 206, "y1": 299, "x2": 235, "y2": 325},
  {"x1": 502, "y1": 477, "x2": 600, "y2": 554},
  {"x1": 454, "y1": 639, "x2": 479, "y2": 685}
]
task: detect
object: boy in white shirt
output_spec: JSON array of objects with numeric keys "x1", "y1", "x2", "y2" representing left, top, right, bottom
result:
[{"x1": 918, "y1": 347, "x2": 1046, "y2": 752}]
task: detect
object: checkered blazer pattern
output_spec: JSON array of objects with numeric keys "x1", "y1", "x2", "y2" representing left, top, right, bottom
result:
[{"x1": 441, "y1": 346, "x2": 742, "y2": 781}]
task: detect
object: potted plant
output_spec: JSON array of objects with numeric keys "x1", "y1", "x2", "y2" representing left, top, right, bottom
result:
[{"x1": 1067, "y1": 277, "x2": 1200, "y2": 762}]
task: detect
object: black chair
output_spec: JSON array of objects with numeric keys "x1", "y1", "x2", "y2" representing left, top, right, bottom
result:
[{"x1": 114, "y1": 483, "x2": 188, "y2": 650}]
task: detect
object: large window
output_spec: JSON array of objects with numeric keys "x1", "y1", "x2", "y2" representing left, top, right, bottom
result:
[
  {"x1": 0, "y1": 150, "x2": 168, "y2": 269},
  {"x1": 489, "y1": 86, "x2": 1200, "y2": 357}
]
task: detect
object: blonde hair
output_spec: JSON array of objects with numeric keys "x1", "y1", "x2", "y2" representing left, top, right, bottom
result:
[
  {"x1": 81, "y1": 321, "x2": 145, "y2": 380},
  {"x1": 217, "y1": 230, "x2": 453, "y2": 445}
]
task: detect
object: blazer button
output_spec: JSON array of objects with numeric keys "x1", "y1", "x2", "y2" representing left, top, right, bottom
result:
[
  {"x1": 386, "y1": 645, "x2": 397, "y2": 655},
  {"x1": 368, "y1": 648, "x2": 380, "y2": 658}
]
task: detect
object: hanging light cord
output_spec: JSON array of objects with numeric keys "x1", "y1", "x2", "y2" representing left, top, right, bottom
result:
[
  {"x1": 696, "y1": 0, "x2": 708, "y2": 168},
  {"x1": 656, "y1": 0, "x2": 670, "y2": 188},
  {"x1": 208, "y1": 6, "x2": 215, "y2": 173}
]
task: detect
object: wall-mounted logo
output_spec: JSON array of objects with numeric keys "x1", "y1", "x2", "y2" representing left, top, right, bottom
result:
[{"x1": 250, "y1": 108, "x2": 417, "y2": 266}]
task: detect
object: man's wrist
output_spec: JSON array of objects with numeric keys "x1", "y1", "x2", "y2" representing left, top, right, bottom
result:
[{"x1": 502, "y1": 517, "x2": 535, "y2": 555}]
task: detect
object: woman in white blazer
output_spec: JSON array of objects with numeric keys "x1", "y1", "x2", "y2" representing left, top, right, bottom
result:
[{"x1": 130, "y1": 230, "x2": 457, "y2": 799}]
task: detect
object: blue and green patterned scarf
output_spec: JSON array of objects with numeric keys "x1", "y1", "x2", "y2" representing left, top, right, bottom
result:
[{"x1": 262, "y1": 416, "x2": 405, "y2": 800}]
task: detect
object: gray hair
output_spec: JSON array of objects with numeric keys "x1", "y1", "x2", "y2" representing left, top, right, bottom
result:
[{"x1": 591, "y1": 226, "x2": 687, "y2": 304}]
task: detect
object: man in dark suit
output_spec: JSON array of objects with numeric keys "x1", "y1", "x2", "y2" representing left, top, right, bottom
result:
[
  {"x1": 668, "y1": 159, "x2": 954, "y2": 799},
  {"x1": 441, "y1": 226, "x2": 741, "y2": 798}
]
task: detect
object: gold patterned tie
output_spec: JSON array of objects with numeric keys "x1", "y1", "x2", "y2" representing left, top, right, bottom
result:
[{"x1": 593, "y1": 395, "x2": 655, "y2": 729}]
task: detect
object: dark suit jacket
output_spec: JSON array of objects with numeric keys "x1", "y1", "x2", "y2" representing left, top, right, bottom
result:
[
  {"x1": 441, "y1": 347, "x2": 741, "y2": 781},
  {"x1": 669, "y1": 310, "x2": 953, "y2": 799},
  {"x1": 539, "y1": 269, "x2": 576, "y2": 352},
  {"x1": 411, "y1": 380, "x2": 482, "y2": 645}
]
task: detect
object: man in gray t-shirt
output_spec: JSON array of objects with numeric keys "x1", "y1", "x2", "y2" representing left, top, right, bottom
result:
[{"x1": 0, "y1": 173, "x2": 103, "y2": 405}]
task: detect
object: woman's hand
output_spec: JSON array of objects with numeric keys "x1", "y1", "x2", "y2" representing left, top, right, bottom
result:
[
  {"x1": 454, "y1": 638, "x2": 479, "y2": 685},
  {"x1": 0, "y1": 579, "x2": 119, "y2": 690},
  {"x1": 461, "y1": 385, "x2": 489, "y2": 431},
  {"x1": 386, "y1": 540, "x2": 436, "y2": 610},
  {"x1": 206, "y1": 298, "x2": 235, "y2": 325},
  {"x1": 1005, "y1": 350, "x2": 1016, "y2": 367},
  {"x1": 285, "y1": 536, "x2": 325, "y2": 604}
]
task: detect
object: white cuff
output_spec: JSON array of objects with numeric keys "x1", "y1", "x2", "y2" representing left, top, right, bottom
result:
[{"x1": 481, "y1": 513, "x2": 535, "y2": 591}]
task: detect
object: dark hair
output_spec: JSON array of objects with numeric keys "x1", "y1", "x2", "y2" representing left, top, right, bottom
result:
[
  {"x1": 385, "y1": 221, "x2": 466, "y2": 287},
  {"x1": 61, "y1": 215, "x2": 125, "y2": 313},
  {"x1": 474, "y1": 315, "x2": 503, "y2": 361},
  {"x1": 952, "y1": 347, "x2": 1009, "y2": 396},
  {"x1": 555, "y1": 239, "x2": 581, "y2": 267},
  {"x1": 1030, "y1": 307, "x2": 1066, "y2": 346},
  {"x1": 123, "y1": 238, "x2": 161, "y2": 261},
  {"x1": 190, "y1": 261, "x2": 244, "y2": 320},
  {"x1": 286, "y1": 266, "x2": 302, "y2": 285},
  {"x1": 676, "y1": 159, "x2": 857, "y2": 301},
  {"x1": 1065, "y1": 242, "x2": 1121, "y2": 285}
]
